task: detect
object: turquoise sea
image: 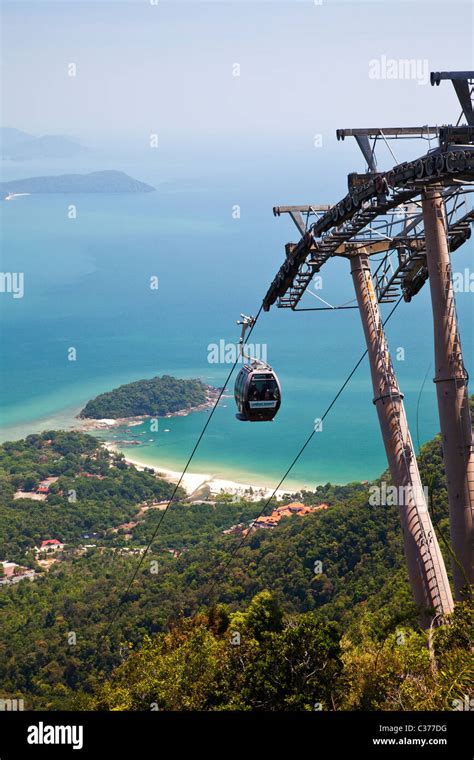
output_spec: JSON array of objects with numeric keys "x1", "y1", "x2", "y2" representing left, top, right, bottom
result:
[{"x1": 1, "y1": 138, "x2": 473, "y2": 490}]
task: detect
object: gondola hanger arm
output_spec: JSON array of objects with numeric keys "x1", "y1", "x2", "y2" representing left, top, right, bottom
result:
[{"x1": 236, "y1": 314, "x2": 270, "y2": 369}]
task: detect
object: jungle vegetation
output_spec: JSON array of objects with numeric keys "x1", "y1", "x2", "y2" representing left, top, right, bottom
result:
[
  {"x1": 0, "y1": 420, "x2": 471, "y2": 712},
  {"x1": 79, "y1": 375, "x2": 212, "y2": 419}
]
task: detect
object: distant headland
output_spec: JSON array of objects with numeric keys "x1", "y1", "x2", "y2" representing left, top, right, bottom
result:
[{"x1": 0, "y1": 170, "x2": 155, "y2": 196}]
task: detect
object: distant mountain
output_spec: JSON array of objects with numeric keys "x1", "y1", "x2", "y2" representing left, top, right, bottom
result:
[
  {"x1": 0, "y1": 128, "x2": 34, "y2": 150},
  {"x1": 0, "y1": 127, "x2": 87, "y2": 160},
  {"x1": 0, "y1": 170, "x2": 155, "y2": 195}
]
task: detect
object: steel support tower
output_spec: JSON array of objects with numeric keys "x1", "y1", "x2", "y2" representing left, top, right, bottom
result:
[
  {"x1": 350, "y1": 250, "x2": 453, "y2": 620},
  {"x1": 421, "y1": 187, "x2": 474, "y2": 598},
  {"x1": 262, "y1": 71, "x2": 474, "y2": 624}
]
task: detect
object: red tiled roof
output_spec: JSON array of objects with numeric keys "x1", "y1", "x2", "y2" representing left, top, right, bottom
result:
[{"x1": 276, "y1": 501, "x2": 306, "y2": 512}]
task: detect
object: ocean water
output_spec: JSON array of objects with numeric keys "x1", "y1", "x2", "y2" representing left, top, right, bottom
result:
[{"x1": 1, "y1": 141, "x2": 473, "y2": 489}]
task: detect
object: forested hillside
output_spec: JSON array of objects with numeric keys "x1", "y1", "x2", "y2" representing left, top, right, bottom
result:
[
  {"x1": 0, "y1": 423, "x2": 471, "y2": 711},
  {"x1": 0, "y1": 431, "x2": 180, "y2": 564},
  {"x1": 93, "y1": 593, "x2": 472, "y2": 711}
]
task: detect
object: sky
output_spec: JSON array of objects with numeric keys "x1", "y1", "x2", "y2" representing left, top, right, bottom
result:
[{"x1": 1, "y1": 0, "x2": 473, "y2": 145}]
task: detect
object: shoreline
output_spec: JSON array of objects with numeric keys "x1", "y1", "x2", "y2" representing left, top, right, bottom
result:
[
  {"x1": 0, "y1": 383, "x2": 227, "y2": 443},
  {"x1": 0, "y1": 394, "x2": 315, "y2": 496},
  {"x1": 1, "y1": 390, "x2": 362, "y2": 496},
  {"x1": 77, "y1": 386, "x2": 223, "y2": 431},
  {"x1": 103, "y1": 442, "x2": 298, "y2": 502}
]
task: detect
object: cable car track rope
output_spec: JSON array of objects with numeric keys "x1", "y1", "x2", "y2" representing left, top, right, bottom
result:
[
  {"x1": 99, "y1": 294, "x2": 408, "y2": 645},
  {"x1": 204, "y1": 294, "x2": 405, "y2": 605},
  {"x1": 98, "y1": 303, "x2": 264, "y2": 644}
]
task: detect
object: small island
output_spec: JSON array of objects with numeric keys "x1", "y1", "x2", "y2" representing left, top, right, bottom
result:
[
  {"x1": 79, "y1": 375, "x2": 220, "y2": 422},
  {"x1": 1, "y1": 170, "x2": 155, "y2": 197}
]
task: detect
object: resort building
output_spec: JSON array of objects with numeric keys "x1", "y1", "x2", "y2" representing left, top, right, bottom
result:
[
  {"x1": 34, "y1": 539, "x2": 65, "y2": 555},
  {"x1": 0, "y1": 561, "x2": 36, "y2": 585}
]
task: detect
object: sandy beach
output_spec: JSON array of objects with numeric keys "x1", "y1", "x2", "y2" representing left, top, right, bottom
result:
[{"x1": 103, "y1": 442, "x2": 296, "y2": 502}]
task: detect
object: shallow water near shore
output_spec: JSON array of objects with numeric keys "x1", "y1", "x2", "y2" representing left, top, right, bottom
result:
[{"x1": 1, "y1": 146, "x2": 473, "y2": 488}]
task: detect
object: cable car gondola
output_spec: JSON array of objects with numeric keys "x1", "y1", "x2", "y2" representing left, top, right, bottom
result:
[
  {"x1": 234, "y1": 314, "x2": 281, "y2": 422},
  {"x1": 235, "y1": 362, "x2": 281, "y2": 422}
]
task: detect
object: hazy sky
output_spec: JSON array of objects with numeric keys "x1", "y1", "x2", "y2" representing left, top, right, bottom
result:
[{"x1": 2, "y1": 0, "x2": 473, "y2": 144}]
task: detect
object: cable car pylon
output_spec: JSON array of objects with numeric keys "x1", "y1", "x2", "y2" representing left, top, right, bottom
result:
[
  {"x1": 350, "y1": 249, "x2": 453, "y2": 622},
  {"x1": 262, "y1": 70, "x2": 474, "y2": 625},
  {"x1": 421, "y1": 185, "x2": 474, "y2": 599}
]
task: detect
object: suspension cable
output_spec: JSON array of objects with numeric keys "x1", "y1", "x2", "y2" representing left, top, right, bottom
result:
[
  {"x1": 98, "y1": 305, "x2": 264, "y2": 644},
  {"x1": 204, "y1": 296, "x2": 405, "y2": 606}
]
